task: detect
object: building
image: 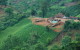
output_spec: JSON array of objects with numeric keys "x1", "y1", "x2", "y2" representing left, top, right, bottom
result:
[
  {"x1": 48, "y1": 17, "x2": 55, "y2": 21},
  {"x1": 54, "y1": 13, "x2": 64, "y2": 18}
]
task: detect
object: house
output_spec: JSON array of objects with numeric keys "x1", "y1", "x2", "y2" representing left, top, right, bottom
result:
[
  {"x1": 54, "y1": 13, "x2": 64, "y2": 18},
  {"x1": 63, "y1": 16, "x2": 68, "y2": 19},
  {"x1": 48, "y1": 13, "x2": 64, "y2": 21},
  {"x1": 48, "y1": 17, "x2": 55, "y2": 21}
]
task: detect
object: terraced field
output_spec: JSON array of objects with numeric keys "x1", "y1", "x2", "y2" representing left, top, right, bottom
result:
[{"x1": 0, "y1": 18, "x2": 59, "y2": 48}]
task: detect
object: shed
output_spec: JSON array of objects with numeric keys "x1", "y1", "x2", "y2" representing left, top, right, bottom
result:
[
  {"x1": 48, "y1": 17, "x2": 55, "y2": 21},
  {"x1": 54, "y1": 13, "x2": 64, "y2": 18}
]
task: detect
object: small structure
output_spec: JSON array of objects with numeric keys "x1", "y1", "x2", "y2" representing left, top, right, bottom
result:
[
  {"x1": 54, "y1": 13, "x2": 64, "y2": 18},
  {"x1": 63, "y1": 16, "x2": 68, "y2": 19},
  {"x1": 47, "y1": 13, "x2": 79, "y2": 28},
  {"x1": 48, "y1": 13, "x2": 64, "y2": 25},
  {"x1": 48, "y1": 17, "x2": 55, "y2": 21}
]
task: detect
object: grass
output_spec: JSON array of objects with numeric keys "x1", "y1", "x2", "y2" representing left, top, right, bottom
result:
[
  {"x1": 14, "y1": 23, "x2": 59, "y2": 45},
  {"x1": 0, "y1": 18, "x2": 59, "y2": 50},
  {"x1": 76, "y1": 14, "x2": 80, "y2": 17},
  {"x1": 0, "y1": 18, "x2": 31, "y2": 44}
]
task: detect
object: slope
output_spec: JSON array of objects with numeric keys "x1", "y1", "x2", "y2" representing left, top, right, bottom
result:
[
  {"x1": 0, "y1": 18, "x2": 31, "y2": 45},
  {"x1": 0, "y1": 18, "x2": 59, "y2": 49}
]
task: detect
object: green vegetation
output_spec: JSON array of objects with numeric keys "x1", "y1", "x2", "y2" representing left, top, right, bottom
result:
[
  {"x1": 62, "y1": 36, "x2": 71, "y2": 46},
  {"x1": 0, "y1": 18, "x2": 31, "y2": 43},
  {"x1": 64, "y1": 20, "x2": 80, "y2": 31},
  {"x1": 0, "y1": 18, "x2": 59, "y2": 50},
  {"x1": 61, "y1": 4, "x2": 80, "y2": 17},
  {"x1": 7, "y1": 0, "x2": 80, "y2": 17},
  {"x1": 0, "y1": 0, "x2": 80, "y2": 50},
  {"x1": 50, "y1": 45, "x2": 61, "y2": 50},
  {"x1": 0, "y1": 7, "x2": 27, "y2": 31},
  {"x1": 76, "y1": 14, "x2": 80, "y2": 17},
  {"x1": 0, "y1": 0, "x2": 8, "y2": 5}
]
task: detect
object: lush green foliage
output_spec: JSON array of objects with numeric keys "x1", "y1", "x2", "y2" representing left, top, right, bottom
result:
[
  {"x1": 61, "y1": 4, "x2": 80, "y2": 17},
  {"x1": 0, "y1": 7, "x2": 27, "y2": 31},
  {"x1": 0, "y1": 18, "x2": 59, "y2": 50},
  {"x1": 0, "y1": 0, "x2": 8, "y2": 5},
  {"x1": 51, "y1": 45, "x2": 61, "y2": 50},
  {"x1": 61, "y1": 41, "x2": 80, "y2": 50},
  {"x1": 7, "y1": 0, "x2": 80, "y2": 17},
  {"x1": 64, "y1": 21, "x2": 80, "y2": 31},
  {"x1": 0, "y1": 18, "x2": 31, "y2": 45},
  {"x1": 0, "y1": 0, "x2": 80, "y2": 50},
  {"x1": 62, "y1": 36, "x2": 71, "y2": 46},
  {"x1": 75, "y1": 33, "x2": 80, "y2": 41}
]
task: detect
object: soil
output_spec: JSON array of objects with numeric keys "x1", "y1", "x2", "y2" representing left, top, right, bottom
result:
[
  {"x1": 54, "y1": 25, "x2": 63, "y2": 32},
  {"x1": 30, "y1": 18, "x2": 64, "y2": 32},
  {"x1": 31, "y1": 18, "x2": 50, "y2": 26}
]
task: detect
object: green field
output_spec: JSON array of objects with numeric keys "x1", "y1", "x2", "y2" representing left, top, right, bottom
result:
[
  {"x1": 0, "y1": 18, "x2": 59, "y2": 48},
  {"x1": 0, "y1": 18, "x2": 31, "y2": 44},
  {"x1": 76, "y1": 14, "x2": 80, "y2": 17}
]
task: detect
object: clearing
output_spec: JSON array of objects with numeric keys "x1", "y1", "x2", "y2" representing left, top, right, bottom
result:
[{"x1": 30, "y1": 17, "x2": 64, "y2": 32}]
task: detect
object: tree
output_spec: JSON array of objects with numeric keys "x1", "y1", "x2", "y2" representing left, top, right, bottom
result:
[
  {"x1": 34, "y1": 43, "x2": 47, "y2": 50},
  {"x1": 62, "y1": 36, "x2": 71, "y2": 46},
  {"x1": 27, "y1": 32, "x2": 40, "y2": 45},
  {"x1": 0, "y1": 35, "x2": 22, "y2": 50},
  {"x1": 31, "y1": 9, "x2": 36, "y2": 16},
  {"x1": 4, "y1": 7, "x2": 13, "y2": 15},
  {"x1": 0, "y1": 0, "x2": 8, "y2": 5},
  {"x1": 51, "y1": 45, "x2": 60, "y2": 50},
  {"x1": 61, "y1": 41, "x2": 80, "y2": 50},
  {"x1": 64, "y1": 21, "x2": 71, "y2": 31},
  {"x1": 41, "y1": 0, "x2": 50, "y2": 18},
  {"x1": 46, "y1": 26, "x2": 50, "y2": 32},
  {"x1": 61, "y1": 10, "x2": 70, "y2": 17},
  {"x1": 75, "y1": 33, "x2": 80, "y2": 42},
  {"x1": 72, "y1": 0, "x2": 80, "y2": 2}
]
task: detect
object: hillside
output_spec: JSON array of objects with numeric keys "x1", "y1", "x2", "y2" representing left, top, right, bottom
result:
[
  {"x1": 0, "y1": 18, "x2": 59, "y2": 50},
  {"x1": 0, "y1": 0, "x2": 80, "y2": 50}
]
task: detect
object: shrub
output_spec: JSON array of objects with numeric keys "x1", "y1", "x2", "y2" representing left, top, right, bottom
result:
[{"x1": 62, "y1": 36, "x2": 71, "y2": 46}]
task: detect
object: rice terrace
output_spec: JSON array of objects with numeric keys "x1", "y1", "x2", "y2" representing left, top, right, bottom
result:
[{"x1": 0, "y1": 0, "x2": 80, "y2": 50}]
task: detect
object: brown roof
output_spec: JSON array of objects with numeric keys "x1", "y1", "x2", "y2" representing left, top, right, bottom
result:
[
  {"x1": 55, "y1": 13, "x2": 64, "y2": 18},
  {"x1": 49, "y1": 17, "x2": 55, "y2": 20}
]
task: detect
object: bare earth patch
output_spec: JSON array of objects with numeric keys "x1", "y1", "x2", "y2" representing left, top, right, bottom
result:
[
  {"x1": 53, "y1": 23, "x2": 63, "y2": 32},
  {"x1": 30, "y1": 18, "x2": 64, "y2": 32},
  {"x1": 31, "y1": 18, "x2": 50, "y2": 26}
]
